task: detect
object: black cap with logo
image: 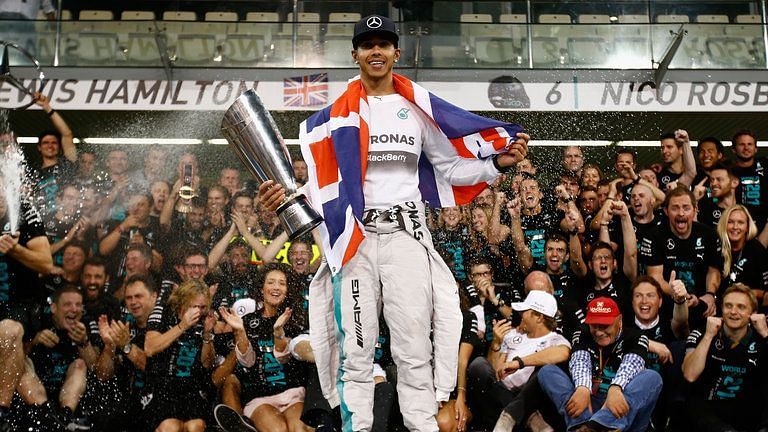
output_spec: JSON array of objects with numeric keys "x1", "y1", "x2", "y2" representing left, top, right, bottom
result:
[{"x1": 352, "y1": 14, "x2": 399, "y2": 49}]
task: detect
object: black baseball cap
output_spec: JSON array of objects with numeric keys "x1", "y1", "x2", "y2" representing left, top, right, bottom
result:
[{"x1": 352, "y1": 14, "x2": 399, "y2": 49}]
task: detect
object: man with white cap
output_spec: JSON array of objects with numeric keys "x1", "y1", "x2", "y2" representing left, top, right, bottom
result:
[{"x1": 467, "y1": 290, "x2": 570, "y2": 430}]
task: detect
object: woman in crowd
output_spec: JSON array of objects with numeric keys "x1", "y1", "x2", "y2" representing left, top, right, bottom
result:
[
  {"x1": 144, "y1": 279, "x2": 217, "y2": 432},
  {"x1": 579, "y1": 163, "x2": 603, "y2": 188},
  {"x1": 215, "y1": 263, "x2": 310, "y2": 431},
  {"x1": 717, "y1": 204, "x2": 768, "y2": 306}
]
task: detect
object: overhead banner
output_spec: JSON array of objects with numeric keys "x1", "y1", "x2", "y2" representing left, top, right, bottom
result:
[{"x1": 2, "y1": 75, "x2": 768, "y2": 111}]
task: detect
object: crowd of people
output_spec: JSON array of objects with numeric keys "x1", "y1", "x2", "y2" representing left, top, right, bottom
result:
[{"x1": 0, "y1": 91, "x2": 767, "y2": 432}]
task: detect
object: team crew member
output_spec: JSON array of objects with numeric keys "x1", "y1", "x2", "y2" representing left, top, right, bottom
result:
[
  {"x1": 538, "y1": 297, "x2": 661, "y2": 432},
  {"x1": 629, "y1": 183, "x2": 665, "y2": 275},
  {"x1": 731, "y1": 130, "x2": 767, "y2": 229},
  {"x1": 472, "y1": 290, "x2": 570, "y2": 431},
  {"x1": 682, "y1": 284, "x2": 768, "y2": 432},
  {"x1": 514, "y1": 175, "x2": 566, "y2": 267},
  {"x1": 716, "y1": 205, "x2": 768, "y2": 304},
  {"x1": 433, "y1": 206, "x2": 472, "y2": 286},
  {"x1": 29, "y1": 93, "x2": 78, "y2": 216},
  {"x1": 214, "y1": 264, "x2": 309, "y2": 432},
  {"x1": 656, "y1": 130, "x2": 697, "y2": 191},
  {"x1": 697, "y1": 163, "x2": 740, "y2": 229},
  {"x1": 259, "y1": 14, "x2": 528, "y2": 432},
  {"x1": 94, "y1": 275, "x2": 156, "y2": 431},
  {"x1": 28, "y1": 286, "x2": 98, "y2": 430},
  {"x1": 143, "y1": 279, "x2": 216, "y2": 432},
  {"x1": 0, "y1": 189, "x2": 53, "y2": 430},
  {"x1": 644, "y1": 187, "x2": 722, "y2": 326}
]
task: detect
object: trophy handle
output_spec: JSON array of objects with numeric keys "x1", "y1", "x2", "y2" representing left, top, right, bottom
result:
[{"x1": 0, "y1": 41, "x2": 47, "y2": 110}]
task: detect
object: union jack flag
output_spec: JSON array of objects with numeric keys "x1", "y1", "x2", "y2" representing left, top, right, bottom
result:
[{"x1": 283, "y1": 73, "x2": 328, "y2": 107}]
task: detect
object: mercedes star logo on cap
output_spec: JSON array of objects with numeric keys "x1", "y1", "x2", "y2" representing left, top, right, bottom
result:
[{"x1": 367, "y1": 16, "x2": 382, "y2": 28}]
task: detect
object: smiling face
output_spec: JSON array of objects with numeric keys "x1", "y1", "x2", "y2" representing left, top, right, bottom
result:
[
  {"x1": 51, "y1": 291, "x2": 83, "y2": 332},
  {"x1": 81, "y1": 263, "x2": 107, "y2": 300},
  {"x1": 709, "y1": 168, "x2": 737, "y2": 200},
  {"x1": 440, "y1": 206, "x2": 462, "y2": 230},
  {"x1": 581, "y1": 167, "x2": 601, "y2": 188},
  {"x1": 665, "y1": 193, "x2": 695, "y2": 238},
  {"x1": 520, "y1": 178, "x2": 542, "y2": 210},
  {"x1": 288, "y1": 242, "x2": 312, "y2": 274},
  {"x1": 37, "y1": 134, "x2": 60, "y2": 159},
  {"x1": 471, "y1": 207, "x2": 489, "y2": 233},
  {"x1": 262, "y1": 270, "x2": 288, "y2": 310},
  {"x1": 697, "y1": 141, "x2": 722, "y2": 170},
  {"x1": 733, "y1": 134, "x2": 757, "y2": 162},
  {"x1": 721, "y1": 291, "x2": 753, "y2": 331},
  {"x1": 351, "y1": 37, "x2": 400, "y2": 83},
  {"x1": 589, "y1": 316, "x2": 622, "y2": 347},
  {"x1": 632, "y1": 282, "x2": 662, "y2": 325},
  {"x1": 726, "y1": 209, "x2": 749, "y2": 245}
]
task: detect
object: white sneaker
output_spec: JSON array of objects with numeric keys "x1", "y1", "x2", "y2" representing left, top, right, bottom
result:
[{"x1": 493, "y1": 411, "x2": 516, "y2": 432}]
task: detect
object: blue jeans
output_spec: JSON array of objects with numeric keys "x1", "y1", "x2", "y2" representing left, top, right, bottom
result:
[{"x1": 538, "y1": 365, "x2": 662, "y2": 432}]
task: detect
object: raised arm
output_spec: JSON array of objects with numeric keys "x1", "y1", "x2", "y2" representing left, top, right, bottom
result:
[
  {"x1": 34, "y1": 93, "x2": 76, "y2": 162},
  {"x1": 676, "y1": 129, "x2": 697, "y2": 187},
  {"x1": 506, "y1": 198, "x2": 533, "y2": 272}
]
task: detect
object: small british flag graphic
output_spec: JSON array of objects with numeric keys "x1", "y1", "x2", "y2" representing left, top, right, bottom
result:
[{"x1": 283, "y1": 73, "x2": 328, "y2": 107}]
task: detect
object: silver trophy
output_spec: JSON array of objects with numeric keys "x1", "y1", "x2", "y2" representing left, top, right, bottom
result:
[
  {"x1": 221, "y1": 89, "x2": 322, "y2": 240},
  {"x1": 0, "y1": 41, "x2": 46, "y2": 110}
]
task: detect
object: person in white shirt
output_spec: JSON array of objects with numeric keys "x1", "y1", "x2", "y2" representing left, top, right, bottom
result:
[{"x1": 466, "y1": 284, "x2": 571, "y2": 431}]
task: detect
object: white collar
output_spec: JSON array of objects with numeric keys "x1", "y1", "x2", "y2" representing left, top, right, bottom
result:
[{"x1": 634, "y1": 315, "x2": 660, "y2": 330}]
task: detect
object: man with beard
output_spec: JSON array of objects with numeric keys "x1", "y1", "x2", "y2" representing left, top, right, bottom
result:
[
  {"x1": 644, "y1": 187, "x2": 722, "y2": 328},
  {"x1": 538, "y1": 296, "x2": 661, "y2": 432},
  {"x1": 80, "y1": 257, "x2": 121, "y2": 334},
  {"x1": 698, "y1": 163, "x2": 740, "y2": 228},
  {"x1": 656, "y1": 130, "x2": 697, "y2": 191},
  {"x1": 211, "y1": 241, "x2": 259, "y2": 311},
  {"x1": 292, "y1": 159, "x2": 309, "y2": 185},
  {"x1": 528, "y1": 235, "x2": 586, "y2": 337},
  {"x1": 28, "y1": 286, "x2": 99, "y2": 430},
  {"x1": 0, "y1": 184, "x2": 53, "y2": 431},
  {"x1": 731, "y1": 130, "x2": 767, "y2": 230},
  {"x1": 682, "y1": 284, "x2": 768, "y2": 432},
  {"x1": 160, "y1": 196, "x2": 207, "y2": 252}
]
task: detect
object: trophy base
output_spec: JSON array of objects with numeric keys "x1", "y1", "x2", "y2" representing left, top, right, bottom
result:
[{"x1": 277, "y1": 195, "x2": 323, "y2": 241}]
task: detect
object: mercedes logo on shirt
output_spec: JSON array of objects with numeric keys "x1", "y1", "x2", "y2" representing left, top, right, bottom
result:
[{"x1": 367, "y1": 16, "x2": 383, "y2": 28}]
